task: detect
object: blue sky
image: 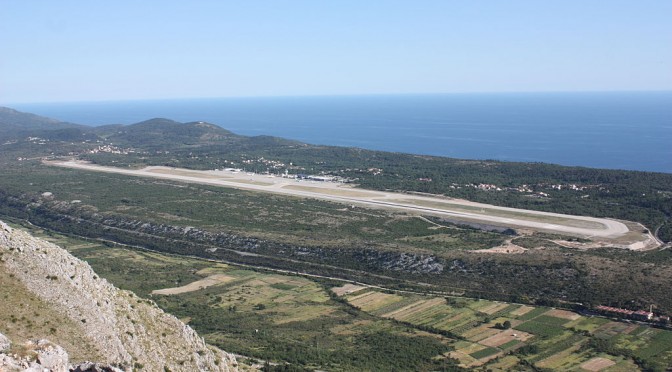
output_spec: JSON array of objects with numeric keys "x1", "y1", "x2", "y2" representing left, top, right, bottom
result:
[{"x1": 1, "y1": 1, "x2": 671, "y2": 104}]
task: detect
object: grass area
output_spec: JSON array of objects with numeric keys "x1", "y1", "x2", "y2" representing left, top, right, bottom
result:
[
  {"x1": 498, "y1": 339, "x2": 522, "y2": 349},
  {"x1": 469, "y1": 346, "x2": 499, "y2": 359},
  {"x1": 567, "y1": 316, "x2": 611, "y2": 332},
  {"x1": 514, "y1": 320, "x2": 566, "y2": 338},
  {"x1": 516, "y1": 307, "x2": 549, "y2": 321},
  {"x1": 533, "y1": 315, "x2": 572, "y2": 327},
  {"x1": 511, "y1": 236, "x2": 563, "y2": 249}
]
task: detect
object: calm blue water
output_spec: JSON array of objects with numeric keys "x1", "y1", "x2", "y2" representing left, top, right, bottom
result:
[{"x1": 13, "y1": 92, "x2": 672, "y2": 173}]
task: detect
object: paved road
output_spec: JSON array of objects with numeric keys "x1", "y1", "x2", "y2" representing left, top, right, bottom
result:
[{"x1": 49, "y1": 161, "x2": 630, "y2": 239}]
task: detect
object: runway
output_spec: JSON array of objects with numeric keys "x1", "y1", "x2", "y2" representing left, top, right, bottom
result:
[{"x1": 49, "y1": 160, "x2": 630, "y2": 239}]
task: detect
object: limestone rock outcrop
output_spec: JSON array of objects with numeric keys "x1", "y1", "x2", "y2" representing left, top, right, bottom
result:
[
  {"x1": 0, "y1": 332, "x2": 9, "y2": 352},
  {"x1": 0, "y1": 334, "x2": 124, "y2": 372},
  {"x1": 0, "y1": 338, "x2": 69, "y2": 372},
  {"x1": 0, "y1": 221, "x2": 237, "y2": 371}
]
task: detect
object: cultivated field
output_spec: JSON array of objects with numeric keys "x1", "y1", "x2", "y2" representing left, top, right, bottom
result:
[
  {"x1": 152, "y1": 274, "x2": 234, "y2": 295},
  {"x1": 342, "y1": 289, "x2": 672, "y2": 370}
]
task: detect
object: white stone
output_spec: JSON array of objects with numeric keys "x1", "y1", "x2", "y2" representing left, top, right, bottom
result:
[{"x1": 0, "y1": 332, "x2": 10, "y2": 352}]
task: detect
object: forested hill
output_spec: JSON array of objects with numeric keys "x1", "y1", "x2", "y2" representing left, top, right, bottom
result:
[
  {"x1": 93, "y1": 118, "x2": 239, "y2": 148},
  {"x1": 1, "y1": 105, "x2": 671, "y2": 241}
]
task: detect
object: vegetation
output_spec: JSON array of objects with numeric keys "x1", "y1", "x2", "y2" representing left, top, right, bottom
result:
[
  {"x1": 15, "y1": 225, "x2": 458, "y2": 371},
  {"x1": 0, "y1": 253, "x2": 102, "y2": 363},
  {"x1": 24, "y1": 223, "x2": 672, "y2": 370}
]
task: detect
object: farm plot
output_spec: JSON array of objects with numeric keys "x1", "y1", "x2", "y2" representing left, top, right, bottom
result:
[
  {"x1": 516, "y1": 306, "x2": 550, "y2": 321},
  {"x1": 338, "y1": 290, "x2": 672, "y2": 370},
  {"x1": 368, "y1": 296, "x2": 420, "y2": 317},
  {"x1": 631, "y1": 329, "x2": 672, "y2": 361},
  {"x1": 510, "y1": 305, "x2": 536, "y2": 317},
  {"x1": 479, "y1": 329, "x2": 533, "y2": 347},
  {"x1": 564, "y1": 316, "x2": 610, "y2": 333},
  {"x1": 382, "y1": 298, "x2": 450, "y2": 323},
  {"x1": 431, "y1": 311, "x2": 477, "y2": 332},
  {"x1": 593, "y1": 321, "x2": 639, "y2": 338},
  {"x1": 476, "y1": 302, "x2": 511, "y2": 315},
  {"x1": 485, "y1": 355, "x2": 521, "y2": 371},
  {"x1": 152, "y1": 274, "x2": 234, "y2": 295},
  {"x1": 449, "y1": 341, "x2": 488, "y2": 367},
  {"x1": 514, "y1": 319, "x2": 567, "y2": 338},
  {"x1": 581, "y1": 357, "x2": 616, "y2": 371},
  {"x1": 534, "y1": 343, "x2": 593, "y2": 370},
  {"x1": 461, "y1": 323, "x2": 502, "y2": 342},
  {"x1": 546, "y1": 309, "x2": 581, "y2": 321},
  {"x1": 330, "y1": 283, "x2": 366, "y2": 296},
  {"x1": 469, "y1": 346, "x2": 500, "y2": 360},
  {"x1": 347, "y1": 290, "x2": 404, "y2": 312},
  {"x1": 527, "y1": 333, "x2": 586, "y2": 365},
  {"x1": 533, "y1": 314, "x2": 572, "y2": 327},
  {"x1": 450, "y1": 341, "x2": 503, "y2": 367}
]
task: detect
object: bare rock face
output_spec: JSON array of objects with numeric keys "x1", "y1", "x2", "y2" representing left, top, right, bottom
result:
[
  {"x1": 31, "y1": 339, "x2": 70, "y2": 371},
  {"x1": 70, "y1": 361, "x2": 124, "y2": 372},
  {"x1": 0, "y1": 338, "x2": 68, "y2": 372},
  {"x1": 0, "y1": 332, "x2": 9, "y2": 352},
  {"x1": 0, "y1": 221, "x2": 238, "y2": 371},
  {"x1": 0, "y1": 336, "x2": 121, "y2": 372}
]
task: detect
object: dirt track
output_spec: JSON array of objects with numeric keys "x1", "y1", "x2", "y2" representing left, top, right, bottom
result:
[
  {"x1": 151, "y1": 274, "x2": 233, "y2": 295},
  {"x1": 50, "y1": 160, "x2": 634, "y2": 241}
]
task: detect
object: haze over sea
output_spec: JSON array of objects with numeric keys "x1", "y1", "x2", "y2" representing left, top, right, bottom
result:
[{"x1": 14, "y1": 92, "x2": 672, "y2": 173}]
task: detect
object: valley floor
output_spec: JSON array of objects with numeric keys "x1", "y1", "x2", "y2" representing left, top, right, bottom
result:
[{"x1": 8, "y1": 222, "x2": 672, "y2": 371}]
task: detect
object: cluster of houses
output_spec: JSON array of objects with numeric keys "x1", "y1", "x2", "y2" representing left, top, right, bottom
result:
[
  {"x1": 241, "y1": 157, "x2": 287, "y2": 170},
  {"x1": 463, "y1": 182, "x2": 606, "y2": 197},
  {"x1": 87, "y1": 144, "x2": 135, "y2": 155},
  {"x1": 550, "y1": 184, "x2": 588, "y2": 191},
  {"x1": 594, "y1": 305, "x2": 670, "y2": 324},
  {"x1": 26, "y1": 136, "x2": 48, "y2": 145}
]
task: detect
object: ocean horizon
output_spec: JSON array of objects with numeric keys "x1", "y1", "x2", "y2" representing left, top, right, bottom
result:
[{"x1": 11, "y1": 91, "x2": 672, "y2": 174}]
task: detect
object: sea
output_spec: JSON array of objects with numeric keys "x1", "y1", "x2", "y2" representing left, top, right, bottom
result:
[{"x1": 12, "y1": 91, "x2": 672, "y2": 174}]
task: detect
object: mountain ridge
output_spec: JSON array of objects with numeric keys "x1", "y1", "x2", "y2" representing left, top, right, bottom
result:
[
  {"x1": 0, "y1": 106, "x2": 298, "y2": 150},
  {"x1": 0, "y1": 107, "x2": 82, "y2": 131}
]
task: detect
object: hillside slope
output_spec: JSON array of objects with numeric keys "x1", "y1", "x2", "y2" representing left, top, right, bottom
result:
[
  {"x1": 94, "y1": 118, "x2": 241, "y2": 148},
  {"x1": 0, "y1": 221, "x2": 237, "y2": 371},
  {"x1": 0, "y1": 107, "x2": 78, "y2": 130}
]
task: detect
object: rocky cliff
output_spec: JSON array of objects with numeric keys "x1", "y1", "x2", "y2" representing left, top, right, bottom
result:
[{"x1": 0, "y1": 221, "x2": 237, "y2": 371}]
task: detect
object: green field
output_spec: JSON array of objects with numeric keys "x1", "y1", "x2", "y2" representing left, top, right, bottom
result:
[{"x1": 341, "y1": 287, "x2": 672, "y2": 371}]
